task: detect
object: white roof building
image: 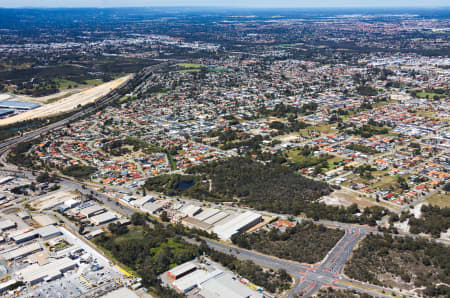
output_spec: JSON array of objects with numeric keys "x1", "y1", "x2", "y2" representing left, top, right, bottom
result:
[
  {"x1": 179, "y1": 205, "x2": 202, "y2": 217},
  {"x1": 2, "y1": 242, "x2": 42, "y2": 261},
  {"x1": 193, "y1": 208, "x2": 221, "y2": 221},
  {"x1": 79, "y1": 205, "x2": 106, "y2": 218},
  {"x1": 0, "y1": 219, "x2": 17, "y2": 231},
  {"x1": 213, "y1": 211, "x2": 262, "y2": 241},
  {"x1": 15, "y1": 257, "x2": 77, "y2": 285},
  {"x1": 90, "y1": 212, "x2": 118, "y2": 226},
  {"x1": 173, "y1": 269, "x2": 222, "y2": 293},
  {"x1": 133, "y1": 195, "x2": 155, "y2": 208}
]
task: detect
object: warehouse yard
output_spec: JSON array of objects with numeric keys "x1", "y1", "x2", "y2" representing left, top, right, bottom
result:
[{"x1": 0, "y1": 75, "x2": 132, "y2": 126}]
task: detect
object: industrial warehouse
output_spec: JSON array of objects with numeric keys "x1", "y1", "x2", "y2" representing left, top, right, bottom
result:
[
  {"x1": 0, "y1": 101, "x2": 41, "y2": 110},
  {"x1": 163, "y1": 258, "x2": 265, "y2": 298},
  {"x1": 0, "y1": 212, "x2": 129, "y2": 297}
]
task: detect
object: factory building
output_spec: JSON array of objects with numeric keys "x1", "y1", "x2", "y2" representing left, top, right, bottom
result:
[
  {"x1": 173, "y1": 269, "x2": 222, "y2": 293},
  {"x1": 2, "y1": 242, "x2": 42, "y2": 261},
  {"x1": 213, "y1": 211, "x2": 262, "y2": 241},
  {"x1": 0, "y1": 109, "x2": 14, "y2": 117},
  {"x1": 198, "y1": 271, "x2": 264, "y2": 298},
  {"x1": 11, "y1": 225, "x2": 62, "y2": 244},
  {"x1": 0, "y1": 279, "x2": 18, "y2": 293},
  {"x1": 90, "y1": 212, "x2": 118, "y2": 226},
  {"x1": 0, "y1": 219, "x2": 17, "y2": 232},
  {"x1": 0, "y1": 101, "x2": 41, "y2": 110},
  {"x1": 79, "y1": 205, "x2": 106, "y2": 218},
  {"x1": 193, "y1": 208, "x2": 221, "y2": 221},
  {"x1": 203, "y1": 211, "x2": 230, "y2": 226},
  {"x1": 133, "y1": 195, "x2": 155, "y2": 208},
  {"x1": 181, "y1": 217, "x2": 213, "y2": 231},
  {"x1": 141, "y1": 201, "x2": 163, "y2": 215},
  {"x1": 167, "y1": 261, "x2": 197, "y2": 280},
  {"x1": 15, "y1": 257, "x2": 77, "y2": 285},
  {"x1": 179, "y1": 205, "x2": 202, "y2": 217},
  {"x1": 167, "y1": 259, "x2": 265, "y2": 297}
]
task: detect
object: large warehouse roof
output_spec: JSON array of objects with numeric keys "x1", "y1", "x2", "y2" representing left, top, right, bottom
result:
[
  {"x1": 16, "y1": 257, "x2": 77, "y2": 284},
  {"x1": 199, "y1": 271, "x2": 264, "y2": 298},
  {"x1": 213, "y1": 211, "x2": 262, "y2": 241},
  {"x1": 0, "y1": 101, "x2": 40, "y2": 110},
  {"x1": 2, "y1": 242, "x2": 42, "y2": 260},
  {"x1": 193, "y1": 208, "x2": 221, "y2": 221},
  {"x1": 0, "y1": 219, "x2": 17, "y2": 231}
]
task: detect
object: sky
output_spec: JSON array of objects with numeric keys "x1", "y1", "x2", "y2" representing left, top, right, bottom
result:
[{"x1": 0, "y1": 0, "x2": 449, "y2": 8}]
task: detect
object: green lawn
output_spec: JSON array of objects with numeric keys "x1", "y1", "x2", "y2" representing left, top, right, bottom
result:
[
  {"x1": 84, "y1": 78, "x2": 104, "y2": 86},
  {"x1": 298, "y1": 124, "x2": 338, "y2": 136},
  {"x1": 327, "y1": 156, "x2": 345, "y2": 169},
  {"x1": 178, "y1": 63, "x2": 203, "y2": 68},
  {"x1": 416, "y1": 91, "x2": 445, "y2": 99},
  {"x1": 179, "y1": 69, "x2": 201, "y2": 73},
  {"x1": 113, "y1": 226, "x2": 145, "y2": 244}
]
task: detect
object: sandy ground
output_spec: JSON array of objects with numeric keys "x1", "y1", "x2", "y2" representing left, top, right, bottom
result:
[
  {"x1": 0, "y1": 75, "x2": 132, "y2": 126},
  {"x1": 320, "y1": 189, "x2": 380, "y2": 209},
  {"x1": 411, "y1": 203, "x2": 424, "y2": 219},
  {"x1": 394, "y1": 219, "x2": 410, "y2": 233}
]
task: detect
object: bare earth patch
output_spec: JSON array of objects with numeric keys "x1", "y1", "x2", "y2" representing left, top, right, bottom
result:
[{"x1": 0, "y1": 75, "x2": 132, "y2": 126}]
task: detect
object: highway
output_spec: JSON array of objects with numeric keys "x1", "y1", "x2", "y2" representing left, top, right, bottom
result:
[{"x1": 0, "y1": 75, "x2": 132, "y2": 126}]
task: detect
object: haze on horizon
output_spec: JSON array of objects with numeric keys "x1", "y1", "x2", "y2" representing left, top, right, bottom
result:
[{"x1": 0, "y1": 0, "x2": 449, "y2": 8}]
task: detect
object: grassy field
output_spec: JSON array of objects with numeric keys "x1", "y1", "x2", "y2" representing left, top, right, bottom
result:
[
  {"x1": 426, "y1": 191, "x2": 450, "y2": 208},
  {"x1": 178, "y1": 63, "x2": 204, "y2": 68},
  {"x1": 416, "y1": 91, "x2": 445, "y2": 99},
  {"x1": 327, "y1": 156, "x2": 345, "y2": 169},
  {"x1": 298, "y1": 123, "x2": 338, "y2": 136},
  {"x1": 179, "y1": 69, "x2": 201, "y2": 73}
]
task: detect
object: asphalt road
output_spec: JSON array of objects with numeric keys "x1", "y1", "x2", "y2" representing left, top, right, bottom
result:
[{"x1": 199, "y1": 231, "x2": 397, "y2": 298}]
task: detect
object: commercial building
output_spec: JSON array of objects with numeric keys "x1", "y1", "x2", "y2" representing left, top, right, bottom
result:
[
  {"x1": 0, "y1": 109, "x2": 14, "y2": 117},
  {"x1": 203, "y1": 211, "x2": 230, "y2": 226},
  {"x1": 167, "y1": 259, "x2": 265, "y2": 297},
  {"x1": 64, "y1": 199, "x2": 80, "y2": 209},
  {"x1": 173, "y1": 269, "x2": 222, "y2": 293},
  {"x1": 198, "y1": 271, "x2": 264, "y2": 298},
  {"x1": 0, "y1": 279, "x2": 18, "y2": 293},
  {"x1": 11, "y1": 225, "x2": 62, "y2": 244},
  {"x1": 15, "y1": 257, "x2": 77, "y2": 285},
  {"x1": 133, "y1": 195, "x2": 155, "y2": 208},
  {"x1": 141, "y1": 201, "x2": 163, "y2": 214},
  {"x1": 0, "y1": 101, "x2": 40, "y2": 110},
  {"x1": 90, "y1": 212, "x2": 118, "y2": 226},
  {"x1": 213, "y1": 211, "x2": 262, "y2": 241},
  {"x1": 193, "y1": 208, "x2": 221, "y2": 221},
  {"x1": 0, "y1": 219, "x2": 17, "y2": 231},
  {"x1": 17, "y1": 211, "x2": 30, "y2": 220},
  {"x1": 102, "y1": 287, "x2": 140, "y2": 298},
  {"x1": 181, "y1": 217, "x2": 213, "y2": 231},
  {"x1": 0, "y1": 176, "x2": 14, "y2": 185},
  {"x1": 2, "y1": 242, "x2": 42, "y2": 261},
  {"x1": 79, "y1": 205, "x2": 106, "y2": 218},
  {"x1": 179, "y1": 205, "x2": 202, "y2": 217},
  {"x1": 167, "y1": 261, "x2": 197, "y2": 280}
]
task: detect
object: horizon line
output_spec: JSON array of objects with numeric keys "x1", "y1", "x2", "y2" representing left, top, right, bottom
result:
[{"x1": 1, "y1": 5, "x2": 450, "y2": 9}]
